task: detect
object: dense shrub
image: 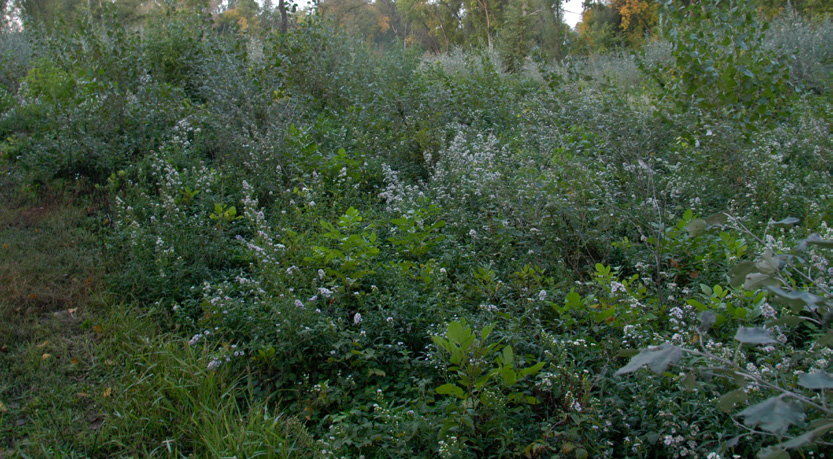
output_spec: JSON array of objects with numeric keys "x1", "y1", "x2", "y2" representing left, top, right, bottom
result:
[{"x1": 4, "y1": 4, "x2": 833, "y2": 457}]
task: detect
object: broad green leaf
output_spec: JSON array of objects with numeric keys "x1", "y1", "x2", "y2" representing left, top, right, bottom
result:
[
  {"x1": 681, "y1": 372, "x2": 699, "y2": 391},
  {"x1": 502, "y1": 345, "x2": 515, "y2": 365},
  {"x1": 744, "y1": 273, "x2": 778, "y2": 290},
  {"x1": 798, "y1": 371, "x2": 833, "y2": 390},
  {"x1": 500, "y1": 366, "x2": 517, "y2": 386},
  {"x1": 447, "y1": 320, "x2": 470, "y2": 346},
  {"x1": 767, "y1": 286, "x2": 822, "y2": 312},
  {"x1": 755, "y1": 249, "x2": 780, "y2": 275},
  {"x1": 615, "y1": 343, "x2": 683, "y2": 376},
  {"x1": 718, "y1": 389, "x2": 748, "y2": 413},
  {"x1": 686, "y1": 218, "x2": 707, "y2": 237},
  {"x1": 481, "y1": 323, "x2": 495, "y2": 341},
  {"x1": 705, "y1": 211, "x2": 729, "y2": 227},
  {"x1": 687, "y1": 299, "x2": 708, "y2": 312},
  {"x1": 565, "y1": 290, "x2": 582, "y2": 309},
  {"x1": 595, "y1": 308, "x2": 616, "y2": 322},
  {"x1": 734, "y1": 327, "x2": 777, "y2": 344},
  {"x1": 728, "y1": 261, "x2": 755, "y2": 288},
  {"x1": 769, "y1": 422, "x2": 833, "y2": 452},
  {"x1": 738, "y1": 396, "x2": 805, "y2": 435},
  {"x1": 520, "y1": 361, "x2": 546, "y2": 378},
  {"x1": 436, "y1": 384, "x2": 465, "y2": 399},
  {"x1": 431, "y1": 336, "x2": 449, "y2": 352},
  {"x1": 474, "y1": 374, "x2": 492, "y2": 391}
]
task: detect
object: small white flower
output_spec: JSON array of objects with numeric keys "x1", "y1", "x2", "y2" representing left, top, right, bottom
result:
[{"x1": 354, "y1": 313, "x2": 363, "y2": 324}]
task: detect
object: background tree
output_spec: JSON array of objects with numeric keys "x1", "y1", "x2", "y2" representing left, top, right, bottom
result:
[
  {"x1": 575, "y1": 0, "x2": 625, "y2": 53},
  {"x1": 17, "y1": 0, "x2": 85, "y2": 27},
  {"x1": 611, "y1": 0, "x2": 657, "y2": 46},
  {"x1": 497, "y1": 0, "x2": 531, "y2": 70}
]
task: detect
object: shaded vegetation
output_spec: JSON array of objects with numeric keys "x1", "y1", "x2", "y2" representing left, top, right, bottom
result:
[{"x1": 1, "y1": 0, "x2": 833, "y2": 457}]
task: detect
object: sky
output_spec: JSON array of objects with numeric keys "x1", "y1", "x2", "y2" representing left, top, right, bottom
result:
[{"x1": 562, "y1": 0, "x2": 583, "y2": 29}]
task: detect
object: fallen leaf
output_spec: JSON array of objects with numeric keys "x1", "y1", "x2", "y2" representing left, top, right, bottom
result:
[
  {"x1": 77, "y1": 393, "x2": 90, "y2": 398},
  {"x1": 67, "y1": 308, "x2": 77, "y2": 316},
  {"x1": 42, "y1": 353, "x2": 52, "y2": 360},
  {"x1": 36, "y1": 340, "x2": 49, "y2": 348},
  {"x1": 3, "y1": 243, "x2": 8, "y2": 249},
  {"x1": 93, "y1": 325, "x2": 103, "y2": 334},
  {"x1": 105, "y1": 359, "x2": 114, "y2": 366},
  {"x1": 28, "y1": 293, "x2": 38, "y2": 299},
  {"x1": 70, "y1": 358, "x2": 80, "y2": 365},
  {"x1": 102, "y1": 387, "x2": 112, "y2": 398},
  {"x1": 0, "y1": 401, "x2": 7, "y2": 413}
]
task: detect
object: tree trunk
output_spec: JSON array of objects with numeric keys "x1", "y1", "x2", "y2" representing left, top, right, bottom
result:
[{"x1": 278, "y1": 0, "x2": 287, "y2": 33}]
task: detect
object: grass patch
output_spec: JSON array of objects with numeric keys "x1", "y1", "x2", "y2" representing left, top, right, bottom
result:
[{"x1": 0, "y1": 175, "x2": 316, "y2": 458}]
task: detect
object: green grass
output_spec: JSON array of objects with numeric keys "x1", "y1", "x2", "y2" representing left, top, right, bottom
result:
[{"x1": 0, "y1": 175, "x2": 317, "y2": 458}]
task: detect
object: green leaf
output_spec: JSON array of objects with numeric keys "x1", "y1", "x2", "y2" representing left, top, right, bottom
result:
[
  {"x1": 520, "y1": 361, "x2": 546, "y2": 378},
  {"x1": 481, "y1": 323, "x2": 495, "y2": 341},
  {"x1": 436, "y1": 384, "x2": 465, "y2": 399},
  {"x1": 718, "y1": 389, "x2": 748, "y2": 413},
  {"x1": 744, "y1": 273, "x2": 779, "y2": 290},
  {"x1": 770, "y1": 422, "x2": 833, "y2": 451},
  {"x1": 502, "y1": 345, "x2": 515, "y2": 365},
  {"x1": 687, "y1": 299, "x2": 708, "y2": 312},
  {"x1": 798, "y1": 371, "x2": 833, "y2": 390},
  {"x1": 770, "y1": 217, "x2": 800, "y2": 228},
  {"x1": 681, "y1": 372, "x2": 699, "y2": 391},
  {"x1": 728, "y1": 261, "x2": 755, "y2": 288},
  {"x1": 734, "y1": 327, "x2": 777, "y2": 345},
  {"x1": 738, "y1": 396, "x2": 805, "y2": 435},
  {"x1": 705, "y1": 211, "x2": 729, "y2": 227},
  {"x1": 767, "y1": 286, "x2": 822, "y2": 312},
  {"x1": 447, "y1": 320, "x2": 471, "y2": 346},
  {"x1": 595, "y1": 308, "x2": 616, "y2": 322},
  {"x1": 686, "y1": 218, "x2": 707, "y2": 237},
  {"x1": 615, "y1": 343, "x2": 683, "y2": 376},
  {"x1": 755, "y1": 249, "x2": 781, "y2": 275},
  {"x1": 500, "y1": 365, "x2": 517, "y2": 386},
  {"x1": 565, "y1": 290, "x2": 582, "y2": 309}
]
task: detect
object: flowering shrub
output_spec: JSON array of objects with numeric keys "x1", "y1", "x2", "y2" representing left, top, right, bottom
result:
[{"x1": 4, "y1": 5, "x2": 833, "y2": 458}]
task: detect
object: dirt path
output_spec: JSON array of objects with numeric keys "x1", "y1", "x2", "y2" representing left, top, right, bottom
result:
[{"x1": 0, "y1": 179, "x2": 110, "y2": 457}]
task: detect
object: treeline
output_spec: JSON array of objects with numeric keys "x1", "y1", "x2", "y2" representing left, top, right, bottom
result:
[{"x1": 3, "y1": 0, "x2": 832, "y2": 65}]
